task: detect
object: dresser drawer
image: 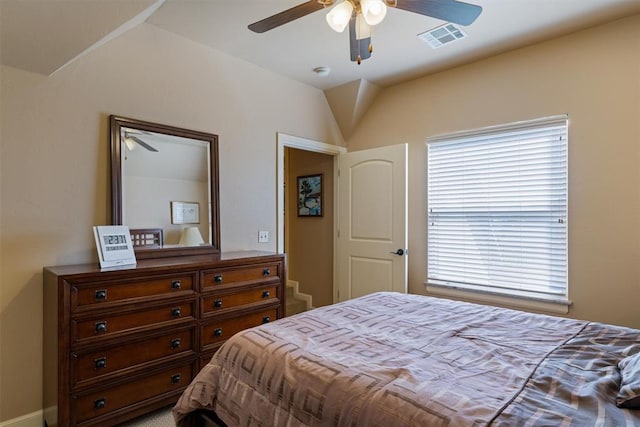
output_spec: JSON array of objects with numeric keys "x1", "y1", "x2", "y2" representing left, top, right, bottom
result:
[
  {"x1": 201, "y1": 308, "x2": 278, "y2": 350},
  {"x1": 72, "y1": 362, "x2": 194, "y2": 425},
  {"x1": 201, "y1": 285, "x2": 278, "y2": 315},
  {"x1": 201, "y1": 263, "x2": 281, "y2": 290},
  {"x1": 72, "y1": 300, "x2": 195, "y2": 345},
  {"x1": 71, "y1": 327, "x2": 195, "y2": 387},
  {"x1": 70, "y1": 273, "x2": 196, "y2": 312}
]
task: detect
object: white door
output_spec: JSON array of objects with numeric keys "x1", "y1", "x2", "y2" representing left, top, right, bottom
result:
[{"x1": 337, "y1": 143, "x2": 408, "y2": 301}]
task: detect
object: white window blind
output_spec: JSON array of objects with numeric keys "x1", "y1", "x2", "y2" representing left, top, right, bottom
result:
[{"x1": 427, "y1": 115, "x2": 568, "y2": 302}]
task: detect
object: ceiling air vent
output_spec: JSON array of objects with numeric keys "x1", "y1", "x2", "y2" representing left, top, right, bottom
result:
[{"x1": 418, "y1": 23, "x2": 467, "y2": 49}]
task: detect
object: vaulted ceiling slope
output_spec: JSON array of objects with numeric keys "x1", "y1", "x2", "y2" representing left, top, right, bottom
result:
[
  {"x1": 2, "y1": 0, "x2": 639, "y2": 138},
  {"x1": 0, "y1": 0, "x2": 163, "y2": 75}
]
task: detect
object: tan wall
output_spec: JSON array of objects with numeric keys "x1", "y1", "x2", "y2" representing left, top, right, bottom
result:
[
  {"x1": 3, "y1": 10, "x2": 639, "y2": 424},
  {"x1": 286, "y1": 148, "x2": 334, "y2": 307},
  {"x1": 0, "y1": 24, "x2": 343, "y2": 422},
  {"x1": 0, "y1": 32, "x2": 3, "y2": 420},
  {"x1": 347, "y1": 14, "x2": 640, "y2": 329}
]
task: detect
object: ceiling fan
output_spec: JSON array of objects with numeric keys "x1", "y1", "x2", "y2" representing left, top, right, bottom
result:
[
  {"x1": 122, "y1": 130, "x2": 158, "y2": 152},
  {"x1": 248, "y1": 0, "x2": 482, "y2": 64}
]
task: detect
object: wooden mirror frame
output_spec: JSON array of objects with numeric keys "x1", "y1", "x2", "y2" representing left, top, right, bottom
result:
[{"x1": 110, "y1": 115, "x2": 220, "y2": 259}]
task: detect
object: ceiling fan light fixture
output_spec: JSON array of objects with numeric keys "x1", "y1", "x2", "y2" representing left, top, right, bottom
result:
[
  {"x1": 326, "y1": 1, "x2": 354, "y2": 33},
  {"x1": 360, "y1": 0, "x2": 387, "y2": 26},
  {"x1": 124, "y1": 138, "x2": 136, "y2": 151},
  {"x1": 248, "y1": 0, "x2": 482, "y2": 64},
  {"x1": 124, "y1": 134, "x2": 137, "y2": 151}
]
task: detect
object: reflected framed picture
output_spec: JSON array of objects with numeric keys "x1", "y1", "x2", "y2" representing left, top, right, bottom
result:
[
  {"x1": 171, "y1": 201, "x2": 200, "y2": 224},
  {"x1": 297, "y1": 174, "x2": 323, "y2": 217}
]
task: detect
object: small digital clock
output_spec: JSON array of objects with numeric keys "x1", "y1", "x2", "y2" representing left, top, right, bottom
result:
[
  {"x1": 93, "y1": 225, "x2": 136, "y2": 269},
  {"x1": 103, "y1": 234, "x2": 127, "y2": 246}
]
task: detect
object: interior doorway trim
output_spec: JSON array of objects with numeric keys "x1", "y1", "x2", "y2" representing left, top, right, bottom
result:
[{"x1": 276, "y1": 133, "x2": 346, "y2": 254}]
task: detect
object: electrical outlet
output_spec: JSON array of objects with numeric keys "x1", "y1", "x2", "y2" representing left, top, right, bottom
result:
[{"x1": 258, "y1": 231, "x2": 269, "y2": 243}]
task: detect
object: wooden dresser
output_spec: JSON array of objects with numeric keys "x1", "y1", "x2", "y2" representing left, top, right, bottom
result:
[{"x1": 43, "y1": 251, "x2": 286, "y2": 426}]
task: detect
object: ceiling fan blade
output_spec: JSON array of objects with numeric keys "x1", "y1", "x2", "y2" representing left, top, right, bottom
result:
[
  {"x1": 349, "y1": 15, "x2": 372, "y2": 63},
  {"x1": 131, "y1": 136, "x2": 158, "y2": 152},
  {"x1": 392, "y1": 0, "x2": 482, "y2": 26},
  {"x1": 123, "y1": 127, "x2": 153, "y2": 136},
  {"x1": 248, "y1": 1, "x2": 329, "y2": 33}
]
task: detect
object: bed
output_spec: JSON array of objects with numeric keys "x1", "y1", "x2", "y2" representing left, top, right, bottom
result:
[{"x1": 174, "y1": 292, "x2": 640, "y2": 426}]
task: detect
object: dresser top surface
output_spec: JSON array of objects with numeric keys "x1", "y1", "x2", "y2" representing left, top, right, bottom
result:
[{"x1": 44, "y1": 251, "x2": 285, "y2": 278}]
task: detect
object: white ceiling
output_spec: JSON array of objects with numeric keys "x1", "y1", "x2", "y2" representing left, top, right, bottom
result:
[{"x1": 1, "y1": 0, "x2": 640, "y2": 91}]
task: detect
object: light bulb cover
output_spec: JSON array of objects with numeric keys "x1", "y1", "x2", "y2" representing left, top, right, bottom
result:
[
  {"x1": 360, "y1": 0, "x2": 387, "y2": 26},
  {"x1": 326, "y1": 1, "x2": 354, "y2": 33},
  {"x1": 124, "y1": 137, "x2": 137, "y2": 151}
]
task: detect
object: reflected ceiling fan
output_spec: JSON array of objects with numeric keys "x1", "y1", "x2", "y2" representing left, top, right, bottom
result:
[
  {"x1": 248, "y1": 0, "x2": 482, "y2": 64},
  {"x1": 123, "y1": 130, "x2": 158, "y2": 152}
]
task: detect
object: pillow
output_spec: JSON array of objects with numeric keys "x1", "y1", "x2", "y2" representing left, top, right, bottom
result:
[{"x1": 617, "y1": 352, "x2": 640, "y2": 409}]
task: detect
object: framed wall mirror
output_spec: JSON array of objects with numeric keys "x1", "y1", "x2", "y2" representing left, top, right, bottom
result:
[{"x1": 110, "y1": 115, "x2": 220, "y2": 259}]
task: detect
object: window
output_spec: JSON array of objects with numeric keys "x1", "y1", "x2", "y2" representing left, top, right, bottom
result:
[{"x1": 427, "y1": 115, "x2": 568, "y2": 303}]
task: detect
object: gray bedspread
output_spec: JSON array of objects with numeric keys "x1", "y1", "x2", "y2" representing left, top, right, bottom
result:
[{"x1": 174, "y1": 292, "x2": 640, "y2": 426}]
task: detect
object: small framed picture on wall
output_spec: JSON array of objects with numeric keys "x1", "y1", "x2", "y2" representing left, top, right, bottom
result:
[
  {"x1": 297, "y1": 174, "x2": 323, "y2": 217},
  {"x1": 171, "y1": 201, "x2": 200, "y2": 224}
]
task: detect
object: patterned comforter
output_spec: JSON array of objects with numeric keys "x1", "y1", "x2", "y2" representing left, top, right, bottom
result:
[{"x1": 174, "y1": 292, "x2": 640, "y2": 426}]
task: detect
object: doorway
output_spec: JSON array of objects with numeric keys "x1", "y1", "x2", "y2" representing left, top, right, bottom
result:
[
  {"x1": 276, "y1": 134, "x2": 407, "y2": 306},
  {"x1": 276, "y1": 133, "x2": 346, "y2": 306}
]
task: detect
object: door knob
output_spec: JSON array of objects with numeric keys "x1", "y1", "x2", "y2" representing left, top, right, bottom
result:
[{"x1": 390, "y1": 249, "x2": 405, "y2": 256}]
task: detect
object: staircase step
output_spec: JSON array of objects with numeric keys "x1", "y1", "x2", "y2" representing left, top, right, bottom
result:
[
  {"x1": 286, "y1": 298, "x2": 307, "y2": 316},
  {"x1": 285, "y1": 284, "x2": 308, "y2": 316}
]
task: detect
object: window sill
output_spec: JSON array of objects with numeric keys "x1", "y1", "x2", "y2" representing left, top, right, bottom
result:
[{"x1": 425, "y1": 282, "x2": 571, "y2": 315}]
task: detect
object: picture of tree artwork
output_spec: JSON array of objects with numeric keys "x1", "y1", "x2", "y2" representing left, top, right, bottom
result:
[{"x1": 297, "y1": 174, "x2": 323, "y2": 217}]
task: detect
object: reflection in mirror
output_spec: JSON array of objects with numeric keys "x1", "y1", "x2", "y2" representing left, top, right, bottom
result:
[
  {"x1": 122, "y1": 131, "x2": 209, "y2": 243},
  {"x1": 110, "y1": 115, "x2": 220, "y2": 259}
]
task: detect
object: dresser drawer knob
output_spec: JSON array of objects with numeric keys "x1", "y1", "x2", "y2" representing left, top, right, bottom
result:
[
  {"x1": 171, "y1": 374, "x2": 181, "y2": 384},
  {"x1": 94, "y1": 398, "x2": 106, "y2": 410},
  {"x1": 170, "y1": 338, "x2": 181, "y2": 349},
  {"x1": 95, "y1": 322, "x2": 107, "y2": 333},
  {"x1": 171, "y1": 307, "x2": 181, "y2": 317},
  {"x1": 214, "y1": 275, "x2": 223, "y2": 283},
  {"x1": 94, "y1": 290, "x2": 107, "y2": 301},
  {"x1": 171, "y1": 280, "x2": 181, "y2": 289},
  {"x1": 214, "y1": 299, "x2": 223, "y2": 308},
  {"x1": 262, "y1": 290, "x2": 270, "y2": 299},
  {"x1": 262, "y1": 316, "x2": 271, "y2": 324},
  {"x1": 214, "y1": 328, "x2": 223, "y2": 337},
  {"x1": 94, "y1": 357, "x2": 107, "y2": 370},
  {"x1": 263, "y1": 268, "x2": 271, "y2": 276}
]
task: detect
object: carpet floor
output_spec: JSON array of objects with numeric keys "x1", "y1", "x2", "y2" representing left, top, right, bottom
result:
[{"x1": 118, "y1": 406, "x2": 175, "y2": 426}]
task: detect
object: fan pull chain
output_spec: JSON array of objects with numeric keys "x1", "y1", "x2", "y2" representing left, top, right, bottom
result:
[{"x1": 357, "y1": 41, "x2": 372, "y2": 64}]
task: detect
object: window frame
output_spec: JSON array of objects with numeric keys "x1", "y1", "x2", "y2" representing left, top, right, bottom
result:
[{"x1": 425, "y1": 115, "x2": 569, "y2": 311}]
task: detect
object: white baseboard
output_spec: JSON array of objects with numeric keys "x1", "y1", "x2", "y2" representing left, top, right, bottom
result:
[
  {"x1": 0, "y1": 409, "x2": 43, "y2": 427},
  {"x1": 43, "y1": 406, "x2": 57, "y2": 427},
  {"x1": 287, "y1": 280, "x2": 313, "y2": 310}
]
